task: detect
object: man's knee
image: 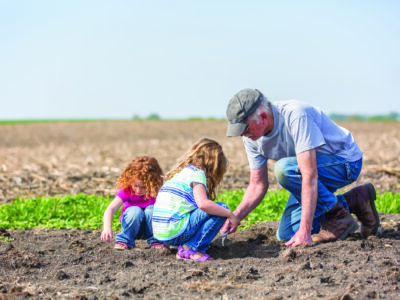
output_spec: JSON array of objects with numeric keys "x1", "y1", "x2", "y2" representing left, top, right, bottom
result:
[
  {"x1": 276, "y1": 225, "x2": 293, "y2": 242},
  {"x1": 276, "y1": 230, "x2": 285, "y2": 241}
]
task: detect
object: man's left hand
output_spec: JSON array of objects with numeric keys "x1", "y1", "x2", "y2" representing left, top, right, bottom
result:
[{"x1": 285, "y1": 230, "x2": 313, "y2": 247}]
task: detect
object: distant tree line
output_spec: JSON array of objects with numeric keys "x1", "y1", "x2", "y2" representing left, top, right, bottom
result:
[
  {"x1": 131, "y1": 113, "x2": 223, "y2": 121},
  {"x1": 132, "y1": 112, "x2": 400, "y2": 122},
  {"x1": 329, "y1": 112, "x2": 400, "y2": 121},
  {"x1": 132, "y1": 113, "x2": 161, "y2": 120}
]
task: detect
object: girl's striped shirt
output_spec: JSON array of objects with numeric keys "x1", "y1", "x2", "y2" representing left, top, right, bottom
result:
[{"x1": 152, "y1": 165, "x2": 207, "y2": 240}]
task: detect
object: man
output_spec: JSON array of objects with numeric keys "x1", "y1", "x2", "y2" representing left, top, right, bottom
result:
[{"x1": 222, "y1": 88, "x2": 380, "y2": 246}]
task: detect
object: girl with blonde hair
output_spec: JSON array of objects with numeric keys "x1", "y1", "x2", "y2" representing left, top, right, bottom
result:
[{"x1": 152, "y1": 138, "x2": 239, "y2": 261}]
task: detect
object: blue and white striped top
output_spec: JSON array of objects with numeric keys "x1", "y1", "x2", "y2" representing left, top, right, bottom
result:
[{"x1": 152, "y1": 165, "x2": 207, "y2": 240}]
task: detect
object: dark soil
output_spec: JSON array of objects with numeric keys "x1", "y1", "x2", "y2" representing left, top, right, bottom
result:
[{"x1": 1, "y1": 214, "x2": 399, "y2": 299}]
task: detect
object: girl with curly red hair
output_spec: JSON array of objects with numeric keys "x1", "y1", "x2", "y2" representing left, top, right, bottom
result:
[{"x1": 101, "y1": 156, "x2": 164, "y2": 249}]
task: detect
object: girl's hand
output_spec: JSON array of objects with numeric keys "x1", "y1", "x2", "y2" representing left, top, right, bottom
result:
[
  {"x1": 101, "y1": 229, "x2": 113, "y2": 243},
  {"x1": 101, "y1": 196, "x2": 123, "y2": 243}
]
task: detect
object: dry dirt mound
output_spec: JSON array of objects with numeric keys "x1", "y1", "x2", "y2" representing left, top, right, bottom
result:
[{"x1": 0, "y1": 214, "x2": 399, "y2": 299}]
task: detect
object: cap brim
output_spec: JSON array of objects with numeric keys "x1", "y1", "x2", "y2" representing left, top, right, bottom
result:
[{"x1": 226, "y1": 121, "x2": 247, "y2": 137}]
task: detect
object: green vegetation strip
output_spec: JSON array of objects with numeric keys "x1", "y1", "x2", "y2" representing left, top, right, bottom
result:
[{"x1": 0, "y1": 190, "x2": 399, "y2": 230}]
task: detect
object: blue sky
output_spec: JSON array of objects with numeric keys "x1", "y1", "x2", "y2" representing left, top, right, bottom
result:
[{"x1": 0, "y1": 1, "x2": 399, "y2": 119}]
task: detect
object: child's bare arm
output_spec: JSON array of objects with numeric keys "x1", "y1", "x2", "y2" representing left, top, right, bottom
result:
[
  {"x1": 192, "y1": 183, "x2": 240, "y2": 228},
  {"x1": 100, "y1": 196, "x2": 123, "y2": 242}
]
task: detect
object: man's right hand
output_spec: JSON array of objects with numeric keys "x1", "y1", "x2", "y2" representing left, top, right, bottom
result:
[
  {"x1": 228, "y1": 212, "x2": 240, "y2": 230},
  {"x1": 220, "y1": 214, "x2": 240, "y2": 234},
  {"x1": 220, "y1": 165, "x2": 270, "y2": 235},
  {"x1": 220, "y1": 219, "x2": 231, "y2": 234}
]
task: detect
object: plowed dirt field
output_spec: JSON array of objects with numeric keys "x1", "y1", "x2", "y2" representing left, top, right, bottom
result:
[{"x1": 0, "y1": 121, "x2": 399, "y2": 299}]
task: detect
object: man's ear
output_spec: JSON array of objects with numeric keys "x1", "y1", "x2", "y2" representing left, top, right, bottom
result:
[{"x1": 260, "y1": 112, "x2": 268, "y2": 121}]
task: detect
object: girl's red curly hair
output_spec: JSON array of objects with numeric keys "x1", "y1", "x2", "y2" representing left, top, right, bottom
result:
[{"x1": 116, "y1": 156, "x2": 163, "y2": 200}]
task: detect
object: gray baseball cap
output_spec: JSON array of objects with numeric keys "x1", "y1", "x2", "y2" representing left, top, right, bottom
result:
[{"x1": 226, "y1": 88, "x2": 263, "y2": 137}]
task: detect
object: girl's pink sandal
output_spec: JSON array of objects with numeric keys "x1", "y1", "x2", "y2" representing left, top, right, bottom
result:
[
  {"x1": 151, "y1": 242, "x2": 166, "y2": 248},
  {"x1": 114, "y1": 242, "x2": 129, "y2": 250}
]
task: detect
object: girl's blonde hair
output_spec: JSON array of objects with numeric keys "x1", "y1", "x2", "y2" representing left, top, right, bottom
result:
[
  {"x1": 165, "y1": 138, "x2": 228, "y2": 200},
  {"x1": 117, "y1": 156, "x2": 163, "y2": 200}
]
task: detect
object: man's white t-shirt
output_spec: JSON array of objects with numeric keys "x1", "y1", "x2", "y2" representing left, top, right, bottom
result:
[{"x1": 244, "y1": 100, "x2": 363, "y2": 169}]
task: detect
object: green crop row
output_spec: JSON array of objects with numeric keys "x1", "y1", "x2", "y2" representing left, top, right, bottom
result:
[{"x1": 0, "y1": 189, "x2": 399, "y2": 230}]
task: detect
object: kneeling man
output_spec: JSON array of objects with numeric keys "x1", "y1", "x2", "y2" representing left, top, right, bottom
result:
[{"x1": 222, "y1": 88, "x2": 380, "y2": 247}]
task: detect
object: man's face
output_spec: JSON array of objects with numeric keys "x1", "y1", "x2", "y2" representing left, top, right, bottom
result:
[{"x1": 240, "y1": 115, "x2": 267, "y2": 141}]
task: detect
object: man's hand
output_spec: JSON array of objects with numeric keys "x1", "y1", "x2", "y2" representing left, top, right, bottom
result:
[
  {"x1": 220, "y1": 215, "x2": 239, "y2": 234},
  {"x1": 228, "y1": 212, "x2": 240, "y2": 230},
  {"x1": 220, "y1": 219, "x2": 231, "y2": 234},
  {"x1": 286, "y1": 148, "x2": 317, "y2": 247},
  {"x1": 285, "y1": 230, "x2": 313, "y2": 247},
  {"x1": 220, "y1": 166, "x2": 270, "y2": 235}
]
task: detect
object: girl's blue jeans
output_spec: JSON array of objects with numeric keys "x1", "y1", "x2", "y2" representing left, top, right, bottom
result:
[
  {"x1": 115, "y1": 205, "x2": 158, "y2": 247},
  {"x1": 162, "y1": 202, "x2": 228, "y2": 253},
  {"x1": 274, "y1": 154, "x2": 362, "y2": 241}
]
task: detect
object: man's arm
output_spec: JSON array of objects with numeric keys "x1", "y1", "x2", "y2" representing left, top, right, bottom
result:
[
  {"x1": 221, "y1": 164, "x2": 269, "y2": 233},
  {"x1": 286, "y1": 148, "x2": 318, "y2": 247}
]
